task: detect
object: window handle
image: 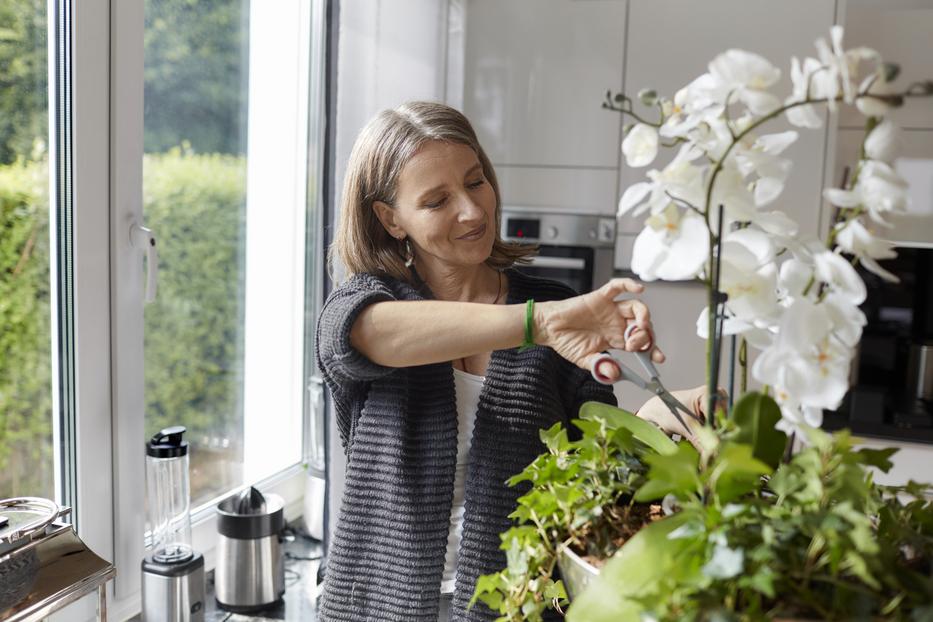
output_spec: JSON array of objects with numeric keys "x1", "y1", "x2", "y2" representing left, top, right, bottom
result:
[{"x1": 130, "y1": 223, "x2": 159, "y2": 303}]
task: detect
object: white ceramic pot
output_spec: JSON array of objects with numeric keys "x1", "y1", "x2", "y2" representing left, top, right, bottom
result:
[{"x1": 556, "y1": 545, "x2": 600, "y2": 600}]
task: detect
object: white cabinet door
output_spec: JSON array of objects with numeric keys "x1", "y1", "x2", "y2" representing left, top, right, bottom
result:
[
  {"x1": 616, "y1": 0, "x2": 837, "y2": 241},
  {"x1": 462, "y1": 0, "x2": 626, "y2": 167},
  {"x1": 460, "y1": 0, "x2": 627, "y2": 213},
  {"x1": 839, "y1": 2, "x2": 933, "y2": 130}
]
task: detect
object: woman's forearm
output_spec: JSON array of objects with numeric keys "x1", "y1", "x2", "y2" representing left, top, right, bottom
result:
[{"x1": 350, "y1": 300, "x2": 533, "y2": 368}]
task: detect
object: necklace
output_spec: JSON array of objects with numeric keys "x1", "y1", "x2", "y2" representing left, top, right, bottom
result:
[{"x1": 458, "y1": 270, "x2": 503, "y2": 375}]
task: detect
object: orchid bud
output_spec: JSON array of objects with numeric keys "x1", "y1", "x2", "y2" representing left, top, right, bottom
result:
[
  {"x1": 638, "y1": 88, "x2": 659, "y2": 106},
  {"x1": 882, "y1": 62, "x2": 900, "y2": 83}
]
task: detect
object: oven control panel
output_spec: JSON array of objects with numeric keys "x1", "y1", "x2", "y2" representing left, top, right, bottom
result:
[{"x1": 501, "y1": 210, "x2": 616, "y2": 248}]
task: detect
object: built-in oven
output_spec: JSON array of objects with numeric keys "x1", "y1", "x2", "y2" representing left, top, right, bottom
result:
[{"x1": 500, "y1": 208, "x2": 616, "y2": 294}]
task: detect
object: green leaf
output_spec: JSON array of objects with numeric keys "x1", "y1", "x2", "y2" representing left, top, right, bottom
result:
[
  {"x1": 566, "y1": 513, "x2": 697, "y2": 622},
  {"x1": 634, "y1": 443, "x2": 702, "y2": 502},
  {"x1": 544, "y1": 579, "x2": 567, "y2": 601},
  {"x1": 540, "y1": 422, "x2": 570, "y2": 454},
  {"x1": 708, "y1": 443, "x2": 772, "y2": 503},
  {"x1": 854, "y1": 446, "x2": 898, "y2": 473},
  {"x1": 579, "y1": 401, "x2": 677, "y2": 456},
  {"x1": 731, "y1": 391, "x2": 787, "y2": 469},
  {"x1": 739, "y1": 566, "x2": 776, "y2": 598}
]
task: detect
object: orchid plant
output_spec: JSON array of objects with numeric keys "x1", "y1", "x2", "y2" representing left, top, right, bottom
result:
[
  {"x1": 610, "y1": 25, "x2": 932, "y2": 438},
  {"x1": 473, "y1": 27, "x2": 933, "y2": 622}
]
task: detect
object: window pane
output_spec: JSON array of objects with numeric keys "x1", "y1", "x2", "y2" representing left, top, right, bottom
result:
[
  {"x1": 0, "y1": 1, "x2": 54, "y2": 499},
  {"x1": 143, "y1": 0, "x2": 306, "y2": 509}
]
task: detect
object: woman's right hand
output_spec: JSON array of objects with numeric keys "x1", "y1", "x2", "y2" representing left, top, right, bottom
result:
[{"x1": 535, "y1": 278, "x2": 665, "y2": 381}]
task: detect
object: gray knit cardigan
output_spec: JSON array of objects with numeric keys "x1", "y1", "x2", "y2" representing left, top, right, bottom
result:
[{"x1": 315, "y1": 268, "x2": 616, "y2": 621}]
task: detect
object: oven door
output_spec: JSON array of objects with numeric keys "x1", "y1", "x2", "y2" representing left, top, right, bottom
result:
[{"x1": 514, "y1": 245, "x2": 594, "y2": 294}]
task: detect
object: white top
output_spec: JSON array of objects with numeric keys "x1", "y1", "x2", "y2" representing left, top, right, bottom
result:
[{"x1": 440, "y1": 367, "x2": 483, "y2": 594}]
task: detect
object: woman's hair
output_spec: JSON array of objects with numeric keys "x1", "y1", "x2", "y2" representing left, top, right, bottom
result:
[{"x1": 330, "y1": 101, "x2": 536, "y2": 283}]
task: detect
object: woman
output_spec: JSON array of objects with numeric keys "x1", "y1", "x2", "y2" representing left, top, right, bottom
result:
[{"x1": 316, "y1": 101, "x2": 707, "y2": 622}]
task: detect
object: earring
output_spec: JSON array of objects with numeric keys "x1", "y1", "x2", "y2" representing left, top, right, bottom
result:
[{"x1": 404, "y1": 238, "x2": 414, "y2": 267}]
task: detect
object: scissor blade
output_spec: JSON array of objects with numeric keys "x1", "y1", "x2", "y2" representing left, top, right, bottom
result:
[
  {"x1": 617, "y1": 362, "x2": 651, "y2": 391},
  {"x1": 634, "y1": 350, "x2": 661, "y2": 383}
]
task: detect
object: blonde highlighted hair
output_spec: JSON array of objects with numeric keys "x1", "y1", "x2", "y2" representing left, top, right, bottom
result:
[{"x1": 329, "y1": 101, "x2": 535, "y2": 284}]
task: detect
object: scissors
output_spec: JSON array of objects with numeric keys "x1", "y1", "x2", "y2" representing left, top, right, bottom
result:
[{"x1": 590, "y1": 324, "x2": 702, "y2": 436}]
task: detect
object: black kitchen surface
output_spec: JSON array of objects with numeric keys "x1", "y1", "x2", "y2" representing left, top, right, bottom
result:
[{"x1": 131, "y1": 523, "x2": 323, "y2": 622}]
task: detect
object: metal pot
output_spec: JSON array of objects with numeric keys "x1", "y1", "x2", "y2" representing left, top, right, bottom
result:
[
  {"x1": 0, "y1": 497, "x2": 69, "y2": 611},
  {"x1": 556, "y1": 545, "x2": 600, "y2": 600}
]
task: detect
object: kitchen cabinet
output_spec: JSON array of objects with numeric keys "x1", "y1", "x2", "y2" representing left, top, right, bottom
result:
[{"x1": 457, "y1": 0, "x2": 627, "y2": 213}]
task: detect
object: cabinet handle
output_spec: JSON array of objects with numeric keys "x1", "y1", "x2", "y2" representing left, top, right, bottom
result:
[{"x1": 529, "y1": 256, "x2": 587, "y2": 271}]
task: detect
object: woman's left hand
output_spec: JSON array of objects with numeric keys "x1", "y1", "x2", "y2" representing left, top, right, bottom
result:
[{"x1": 636, "y1": 385, "x2": 725, "y2": 448}]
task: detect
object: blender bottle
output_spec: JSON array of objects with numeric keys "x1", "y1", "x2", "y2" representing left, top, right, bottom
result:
[{"x1": 141, "y1": 426, "x2": 205, "y2": 621}]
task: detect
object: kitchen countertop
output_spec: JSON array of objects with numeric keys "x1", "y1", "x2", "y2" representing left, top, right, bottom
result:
[{"x1": 132, "y1": 524, "x2": 323, "y2": 622}]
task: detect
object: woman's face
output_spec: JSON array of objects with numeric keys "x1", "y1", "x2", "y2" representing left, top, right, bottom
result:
[{"x1": 375, "y1": 140, "x2": 497, "y2": 270}]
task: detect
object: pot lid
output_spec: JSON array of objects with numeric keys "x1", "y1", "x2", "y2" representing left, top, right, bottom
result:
[{"x1": 0, "y1": 497, "x2": 67, "y2": 546}]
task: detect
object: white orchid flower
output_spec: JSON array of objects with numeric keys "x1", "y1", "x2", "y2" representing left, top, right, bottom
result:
[
  {"x1": 856, "y1": 70, "x2": 897, "y2": 117},
  {"x1": 823, "y1": 160, "x2": 910, "y2": 226},
  {"x1": 631, "y1": 204, "x2": 709, "y2": 281},
  {"x1": 708, "y1": 49, "x2": 782, "y2": 115},
  {"x1": 834, "y1": 218, "x2": 899, "y2": 282},
  {"x1": 618, "y1": 144, "x2": 706, "y2": 218},
  {"x1": 718, "y1": 231, "x2": 780, "y2": 325},
  {"x1": 753, "y1": 210, "x2": 800, "y2": 238},
  {"x1": 813, "y1": 250, "x2": 867, "y2": 305},
  {"x1": 814, "y1": 25, "x2": 859, "y2": 110},
  {"x1": 863, "y1": 118, "x2": 900, "y2": 164},
  {"x1": 774, "y1": 399, "x2": 825, "y2": 437},
  {"x1": 735, "y1": 131, "x2": 798, "y2": 206},
  {"x1": 822, "y1": 292, "x2": 866, "y2": 348},
  {"x1": 778, "y1": 257, "x2": 815, "y2": 300},
  {"x1": 661, "y1": 74, "x2": 725, "y2": 140},
  {"x1": 785, "y1": 57, "x2": 826, "y2": 128},
  {"x1": 709, "y1": 161, "x2": 758, "y2": 227},
  {"x1": 695, "y1": 305, "x2": 774, "y2": 346},
  {"x1": 753, "y1": 298, "x2": 852, "y2": 412},
  {"x1": 622, "y1": 123, "x2": 660, "y2": 168},
  {"x1": 686, "y1": 117, "x2": 735, "y2": 161}
]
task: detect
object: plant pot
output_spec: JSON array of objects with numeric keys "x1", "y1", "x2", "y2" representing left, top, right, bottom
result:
[{"x1": 556, "y1": 545, "x2": 600, "y2": 600}]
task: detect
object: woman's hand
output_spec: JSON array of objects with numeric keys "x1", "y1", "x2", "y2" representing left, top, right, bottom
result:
[
  {"x1": 535, "y1": 278, "x2": 664, "y2": 381},
  {"x1": 637, "y1": 385, "x2": 727, "y2": 448}
]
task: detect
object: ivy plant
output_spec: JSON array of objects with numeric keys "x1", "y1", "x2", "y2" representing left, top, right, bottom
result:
[{"x1": 473, "y1": 393, "x2": 933, "y2": 621}]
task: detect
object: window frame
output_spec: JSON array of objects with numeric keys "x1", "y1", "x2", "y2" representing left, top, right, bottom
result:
[{"x1": 64, "y1": 0, "x2": 330, "y2": 616}]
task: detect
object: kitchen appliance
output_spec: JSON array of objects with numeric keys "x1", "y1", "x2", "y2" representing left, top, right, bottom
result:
[
  {"x1": 215, "y1": 487, "x2": 285, "y2": 612},
  {"x1": 907, "y1": 343, "x2": 933, "y2": 403},
  {"x1": 0, "y1": 497, "x2": 115, "y2": 621},
  {"x1": 825, "y1": 247, "x2": 933, "y2": 443},
  {"x1": 500, "y1": 207, "x2": 616, "y2": 293},
  {"x1": 141, "y1": 426, "x2": 205, "y2": 622}
]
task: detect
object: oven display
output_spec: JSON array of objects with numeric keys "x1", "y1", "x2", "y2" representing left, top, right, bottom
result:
[{"x1": 506, "y1": 218, "x2": 540, "y2": 240}]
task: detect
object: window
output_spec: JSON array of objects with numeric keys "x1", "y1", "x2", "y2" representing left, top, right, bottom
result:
[
  {"x1": 140, "y1": 0, "x2": 310, "y2": 510},
  {"x1": 0, "y1": 0, "x2": 54, "y2": 501},
  {"x1": 0, "y1": 0, "x2": 329, "y2": 610}
]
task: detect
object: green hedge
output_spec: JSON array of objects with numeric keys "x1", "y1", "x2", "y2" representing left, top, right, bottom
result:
[
  {"x1": 0, "y1": 151, "x2": 246, "y2": 498},
  {"x1": 142, "y1": 149, "x2": 247, "y2": 447},
  {"x1": 0, "y1": 158, "x2": 52, "y2": 497}
]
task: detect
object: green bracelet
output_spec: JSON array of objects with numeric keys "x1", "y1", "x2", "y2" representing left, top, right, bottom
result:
[{"x1": 518, "y1": 298, "x2": 535, "y2": 352}]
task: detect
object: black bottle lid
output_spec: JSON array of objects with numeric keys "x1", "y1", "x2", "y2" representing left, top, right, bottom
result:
[{"x1": 146, "y1": 425, "x2": 189, "y2": 458}]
